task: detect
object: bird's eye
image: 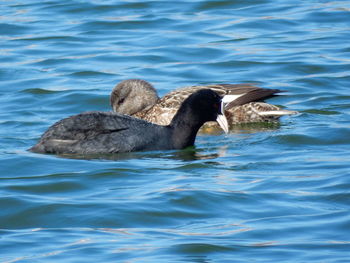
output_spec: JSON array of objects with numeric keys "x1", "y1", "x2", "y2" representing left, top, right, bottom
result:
[{"x1": 118, "y1": 98, "x2": 125, "y2": 105}]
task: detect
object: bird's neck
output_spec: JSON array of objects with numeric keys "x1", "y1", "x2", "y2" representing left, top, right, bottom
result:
[{"x1": 169, "y1": 109, "x2": 204, "y2": 149}]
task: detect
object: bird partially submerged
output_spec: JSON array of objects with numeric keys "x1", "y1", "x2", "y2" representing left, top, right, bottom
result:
[
  {"x1": 30, "y1": 89, "x2": 229, "y2": 155},
  {"x1": 111, "y1": 79, "x2": 297, "y2": 130}
]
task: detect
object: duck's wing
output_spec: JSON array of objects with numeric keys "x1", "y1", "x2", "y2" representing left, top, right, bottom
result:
[
  {"x1": 204, "y1": 84, "x2": 284, "y2": 109},
  {"x1": 157, "y1": 84, "x2": 283, "y2": 108},
  {"x1": 226, "y1": 102, "x2": 297, "y2": 124},
  {"x1": 135, "y1": 83, "x2": 285, "y2": 126}
]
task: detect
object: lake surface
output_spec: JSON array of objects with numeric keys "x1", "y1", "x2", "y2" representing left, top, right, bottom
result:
[{"x1": 1, "y1": 0, "x2": 350, "y2": 262}]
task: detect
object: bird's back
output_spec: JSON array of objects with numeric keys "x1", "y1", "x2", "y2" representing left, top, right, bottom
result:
[
  {"x1": 30, "y1": 112, "x2": 171, "y2": 155},
  {"x1": 135, "y1": 84, "x2": 284, "y2": 127}
]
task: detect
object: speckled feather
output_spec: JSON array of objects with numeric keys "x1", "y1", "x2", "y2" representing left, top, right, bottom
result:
[{"x1": 119, "y1": 82, "x2": 296, "y2": 130}]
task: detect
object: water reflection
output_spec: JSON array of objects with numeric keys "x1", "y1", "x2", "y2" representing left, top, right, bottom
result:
[{"x1": 55, "y1": 146, "x2": 226, "y2": 162}]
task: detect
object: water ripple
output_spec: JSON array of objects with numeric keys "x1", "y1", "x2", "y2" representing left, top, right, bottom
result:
[{"x1": 1, "y1": 0, "x2": 350, "y2": 262}]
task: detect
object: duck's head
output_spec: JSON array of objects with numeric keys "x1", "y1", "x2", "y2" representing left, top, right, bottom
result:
[
  {"x1": 111, "y1": 79, "x2": 159, "y2": 115},
  {"x1": 172, "y1": 89, "x2": 229, "y2": 134}
]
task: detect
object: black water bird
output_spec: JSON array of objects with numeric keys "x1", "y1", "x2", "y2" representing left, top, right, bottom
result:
[{"x1": 30, "y1": 89, "x2": 229, "y2": 155}]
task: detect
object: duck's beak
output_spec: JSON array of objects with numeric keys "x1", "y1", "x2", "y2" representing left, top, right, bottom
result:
[{"x1": 216, "y1": 100, "x2": 229, "y2": 134}]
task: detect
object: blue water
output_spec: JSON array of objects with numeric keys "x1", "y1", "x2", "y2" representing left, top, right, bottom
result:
[{"x1": 1, "y1": 0, "x2": 350, "y2": 262}]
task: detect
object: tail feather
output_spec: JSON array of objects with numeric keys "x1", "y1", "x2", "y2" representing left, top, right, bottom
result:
[
  {"x1": 224, "y1": 89, "x2": 285, "y2": 109},
  {"x1": 257, "y1": 110, "x2": 298, "y2": 116}
]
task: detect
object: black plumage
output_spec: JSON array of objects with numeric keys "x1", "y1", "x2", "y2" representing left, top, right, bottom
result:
[{"x1": 30, "y1": 89, "x2": 229, "y2": 155}]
